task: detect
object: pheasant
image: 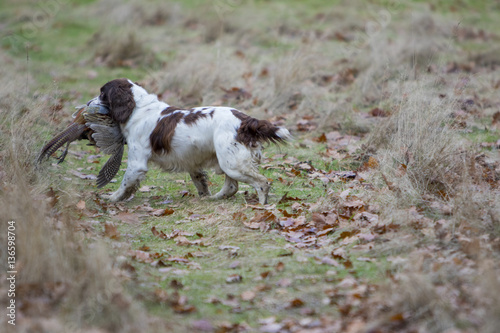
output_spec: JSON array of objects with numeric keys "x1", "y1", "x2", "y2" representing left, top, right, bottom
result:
[{"x1": 37, "y1": 105, "x2": 125, "y2": 188}]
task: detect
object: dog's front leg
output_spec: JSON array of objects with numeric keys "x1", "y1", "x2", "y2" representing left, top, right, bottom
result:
[{"x1": 104, "y1": 143, "x2": 149, "y2": 202}]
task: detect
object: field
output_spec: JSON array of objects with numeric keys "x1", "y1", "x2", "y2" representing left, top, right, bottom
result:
[{"x1": 1, "y1": 0, "x2": 499, "y2": 332}]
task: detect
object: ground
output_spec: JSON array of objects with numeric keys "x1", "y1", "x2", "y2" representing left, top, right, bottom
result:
[{"x1": 0, "y1": 0, "x2": 499, "y2": 332}]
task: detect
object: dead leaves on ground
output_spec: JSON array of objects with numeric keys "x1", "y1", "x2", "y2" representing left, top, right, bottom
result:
[
  {"x1": 64, "y1": 133, "x2": 461, "y2": 331},
  {"x1": 236, "y1": 181, "x2": 399, "y2": 250},
  {"x1": 151, "y1": 226, "x2": 211, "y2": 246}
]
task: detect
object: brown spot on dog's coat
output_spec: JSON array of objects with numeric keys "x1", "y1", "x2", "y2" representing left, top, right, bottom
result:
[
  {"x1": 150, "y1": 107, "x2": 185, "y2": 154},
  {"x1": 161, "y1": 106, "x2": 184, "y2": 116},
  {"x1": 184, "y1": 110, "x2": 208, "y2": 125}
]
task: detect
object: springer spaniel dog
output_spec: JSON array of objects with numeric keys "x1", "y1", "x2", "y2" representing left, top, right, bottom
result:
[{"x1": 86, "y1": 78, "x2": 291, "y2": 205}]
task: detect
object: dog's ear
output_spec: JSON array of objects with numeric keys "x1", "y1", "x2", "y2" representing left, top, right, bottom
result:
[{"x1": 106, "y1": 81, "x2": 136, "y2": 124}]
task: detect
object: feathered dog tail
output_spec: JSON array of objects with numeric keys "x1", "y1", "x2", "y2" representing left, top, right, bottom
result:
[
  {"x1": 276, "y1": 127, "x2": 292, "y2": 142},
  {"x1": 231, "y1": 109, "x2": 292, "y2": 148}
]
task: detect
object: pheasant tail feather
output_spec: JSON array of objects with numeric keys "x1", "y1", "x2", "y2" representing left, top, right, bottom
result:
[
  {"x1": 37, "y1": 123, "x2": 86, "y2": 163},
  {"x1": 96, "y1": 144, "x2": 124, "y2": 188}
]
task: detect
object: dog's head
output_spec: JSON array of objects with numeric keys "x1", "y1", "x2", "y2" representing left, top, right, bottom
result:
[{"x1": 87, "y1": 78, "x2": 141, "y2": 124}]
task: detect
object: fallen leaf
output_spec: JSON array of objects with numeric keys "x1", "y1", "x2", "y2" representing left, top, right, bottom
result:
[
  {"x1": 321, "y1": 257, "x2": 339, "y2": 266},
  {"x1": 187, "y1": 262, "x2": 202, "y2": 270},
  {"x1": 219, "y1": 245, "x2": 240, "y2": 251},
  {"x1": 139, "y1": 185, "x2": 151, "y2": 192},
  {"x1": 175, "y1": 236, "x2": 193, "y2": 246},
  {"x1": 241, "y1": 290, "x2": 256, "y2": 301},
  {"x1": 343, "y1": 199, "x2": 365, "y2": 208},
  {"x1": 226, "y1": 274, "x2": 243, "y2": 283},
  {"x1": 69, "y1": 170, "x2": 97, "y2": 180},
  {"x1": 114, "y1": 211, "x2": 141, "y2": 225},
  {"x1": 221, "y1": 87, "x2": 252, "y2": 102},
  {"x1": 278, "y1": 194, "x2": 301, "y2": 204},
  {"x1": 390, "y1": 312, "x2": 405, "y2": 322},
  {"x1": 76, "y1": 200, "x2": 86, "y2": 210},
  {"x1": 191, "y1": 319, "x2": 213, "y2": 332},
  {"x1": 358, "y1": 233, "x2": 377, "y2": 241},
  {"x1": 243, "y1": 221, "x2": 266, "y2": 230},
  {"x1": 174, "y1": 304, "x2": 197, "y2": 314},
  {"x1": 151, "y1": 208, "x2": 175, "y2": 216},
  {"x1": 364, "y1": 156, "x2": 379, "y2": 169},
  {"x1": 288, "y1": 298, "x2": 305, "y2": 308},
  {"x1": 229, "y1": 261, "x2": 241, "y2": 269},
  {"x1": 232, "y1": 212, "x2": 247, "y2": 221},
  {"x1": 313, "y1": 133, "x2": 328, "y2": 143},
  {"x1": 312, "y1": 213, "x2": 326, "y2": 224},
  {"x1": 153, "y1": 288, "x2": 169, "y2": 302},
  {"x1": 260, "y1": 323, "x2": 283, "y2": 333},
  {"x1": 151, "y1": 226, "x2": 163, "y2": 238},
  {"x1": 104, "y1": 222, "x2": 120, "y2": 239},
  {"x1": 276, "y1": 278, "x2": 292, "y2": 287},
  {"x1": 317, "y1": 228, "x2": 335, "y2": 237},
  {"x1": 369, "y1": 107, "x2": 388, "y2": 117},
  {"x1": 331, "y1": 248, "x2": 347, "y2": 260},
  {"x1": 129, "y1": 250, "x2": 151, "y2": 263},
  {"x1": 165, "y1": 257, "x2": 190, "y2": 264},
  {"x1": 356, "y1": 257, "x2": 374, "y2": 262},
  {"x1": 175, "y1": 236, "x2": 210, "y2": 247},
  {"x1": 354, "y1": 212, "x2": 379, "y2": 224},
  {"x1": 275, "y1": 262, "x2": 285, "y2": 272},
  {"x1": 179, "y1": 190, "x2": 194, "y2": 197}
]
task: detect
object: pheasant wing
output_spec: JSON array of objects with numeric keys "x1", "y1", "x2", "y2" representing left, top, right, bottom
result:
[
  {"x1": 85, "y1": 112, "x2": 126, "y2": 187},
  {"x1": 96, "y1": 143, "x2": 124, "y2": 188}
]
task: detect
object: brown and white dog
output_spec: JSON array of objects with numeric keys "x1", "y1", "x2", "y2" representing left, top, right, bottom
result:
[{"x1": 87, "y1": 78, "x2": 291, "y2": 204}]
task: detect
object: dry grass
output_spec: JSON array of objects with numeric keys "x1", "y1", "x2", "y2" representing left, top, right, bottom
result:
[
  {"x1": 90, "y1": 29, "x2": 154, "y2": 68},
  {"x1": 0, "y1": 50, "x2": 159, "y2": 332},
  {"x1": 146, "y1": 47, "x2": 246, "y2": 107},
  {"x1": 2, "y1": 0, "x2": 499, "y2": 331},
  {"x1": 353, "y1": 8, "x2": 500, "y2": 331},
  {"x1": 365, "y1": 255, "x2": 500, "y2": 333},
  {"x1": 256, "y1": 49, "x2": 321, "y2": 117},
  {"x1": 0, "y1": 54, "x2": 46, "y2": 185},
  {"x1": 368, "y1": 77, "x2": 467, "y2": 203},
  {"x1": 0, "y1": 183, "x2": 156, "y2": 332},
  {"x1": 92, "y1": 0, "x2": 179, "y2": 27},
  {"x1": 352, "y1": 10, "x2": 458, "y2": 104}
]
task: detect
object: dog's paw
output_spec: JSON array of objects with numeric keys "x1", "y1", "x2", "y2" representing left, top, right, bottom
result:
[
  {"x1": 209, "y1": 193, "x2": 231, "y2": 200},
  {"x1": 101, "y1": 192, "x2": 121, "y2": 202}
]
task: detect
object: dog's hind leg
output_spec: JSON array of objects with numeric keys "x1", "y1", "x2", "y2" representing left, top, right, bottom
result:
[
  {"x1": 248, "y1": 174, "x2": 271, "y2": 205},
  {"x1": 211, "y1": 174, "x2": 239, "y2": 200},
  {"x1": 190, "y1": 171, "x2": 210, "y2": 196},
  {"x1": 215, "y1": 147, "x2": 270, "y2": 204},
  {"x1": 225, "y1": 170, "x2": 269, "y2": 204}
]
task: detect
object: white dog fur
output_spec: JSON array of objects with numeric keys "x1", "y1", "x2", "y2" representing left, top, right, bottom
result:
[{"x1": 87, "y1": 78, "x2": 291, "y2": 204}]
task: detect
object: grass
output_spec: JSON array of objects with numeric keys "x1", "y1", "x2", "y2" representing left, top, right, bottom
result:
[
  {"x1": 36, "y1": 135, "x2": 379, "y2": 331},
  {"x1": 1, "y1": 0, "x2": 499, "y2": 332}
]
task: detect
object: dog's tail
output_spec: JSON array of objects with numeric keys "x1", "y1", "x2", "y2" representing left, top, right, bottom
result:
[
  {"x1": 235, "y1": 112, "x2": 292, "y2": 147},
  {"x1": 276, "y1": 127, "x2": 293, "y2": 142}
]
